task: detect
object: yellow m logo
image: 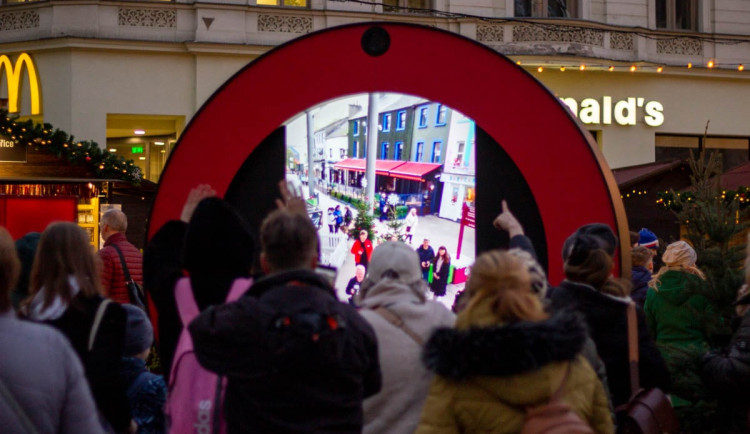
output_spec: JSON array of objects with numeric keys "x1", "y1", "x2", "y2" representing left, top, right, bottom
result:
[{"x1": 0, "y1": 53, "x2": 41, "y2": 115}]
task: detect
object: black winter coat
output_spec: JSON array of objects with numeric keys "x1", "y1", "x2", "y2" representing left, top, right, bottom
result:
[
  {"x1": 189, "y1": 269, "x2": 381, "y2": 434},
  {"x1": 45, "y1": 294, "x2": 131, "y2": 431},
  {"x1": 702, "y1": 311, "x2": 750, "y2": 433},
  {"x1": 143, "y1": 218, "x2": 253, "y2": 383},
  {"x1": 550, "y1": 280, "x2": 671, "y2": 408}
]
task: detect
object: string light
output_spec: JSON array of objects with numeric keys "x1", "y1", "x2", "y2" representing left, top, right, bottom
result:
[
  {"x1": 657, "y1": 66, "x2": 664, "y2": 73},
  {"x1": 630, "y1": 65, "x2": 637, "y2": 72},
  {"x1": 516, "y1": 60, "x2": 522, "y2": 65},
  {"x1": 740, "y1": 64, "x2": 745, "y2": 71},
  {"x1": 608, "y1": 65, "x2": 615, "y2": 71},
  {"x1": 687, "y1": 62, "x2": 693, "y2": 69},
  {"x1": 579, "y1": 64, "x2": 586, "y2": 71},
  {"x1": 708, "y1": 59, "x2": 715, "y2": 68},
  {"x1": 537, "y1": 66, "x2": 543, "y2": 72},
  {"x1": 560, "y1": 66, "x2": 566, "y2": 72}
]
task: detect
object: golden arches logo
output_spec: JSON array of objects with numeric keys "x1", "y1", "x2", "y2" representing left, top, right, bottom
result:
[{"x1": 0, "y1": 53, "x2": 41, "y2": 115}]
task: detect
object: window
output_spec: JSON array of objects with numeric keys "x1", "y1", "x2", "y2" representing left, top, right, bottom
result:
[
  {"x1": 382, "y1": 0, "x2": 430, "y2": 13},
  {"x1": 395, "y1": 142, "x2": 404, "y2": 160},
  {"x1": 381, "y1": 142, "x2": 389, "y2": 159},
  {"x1": 435, "y1": 104, "x2": 447, "y2": 126},
  {"x1": 418, "y1": 106, "x2": 428, "y2": 128},
  {"x1": 416, "y1": 141, "x2": 424, "y2": 161},
  {"x1": 396, "y1": 110, "x2": 406, "y2": 131},
  {"x1": 431, "y1": 141, "x2": 442, "y2": 163},
  {"x1": 352, "y1": 141, "x2": 358, "y2": 157},
  {"x1": 656, "y1": 0, "x2": 698, "y2": 31},
  {"x1": 257, "y1": 0, "x2": 308, "y2": 7},
  {"x1": 382, "y1": 114, "x2": 391, "y2": 132},
  {"x1": 340, "y1": 149, "x2": 346, "y2": 159},
  {"x1": 454, "y1": 141, "x2": 465, "y2": 166},
  {"x1": 353, "y1": 121, "x2": 359, "y2": 136},
  {"x1": 515, "y1": 0, "x2": 577, "y2": 18}
]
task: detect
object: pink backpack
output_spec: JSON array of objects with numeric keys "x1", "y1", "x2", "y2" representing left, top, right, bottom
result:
[{"x1": 165, "y1": 276, "x2": 253, "y2": 434}]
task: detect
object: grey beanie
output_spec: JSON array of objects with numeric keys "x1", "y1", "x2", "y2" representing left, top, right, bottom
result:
[{"x1": 122, "y1": 304, "x2": 154, "y2": 357}]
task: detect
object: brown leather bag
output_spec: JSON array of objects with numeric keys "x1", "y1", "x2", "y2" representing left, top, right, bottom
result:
[{"x1": 616, "y1": 302, "x2": 680, "y2": 434}]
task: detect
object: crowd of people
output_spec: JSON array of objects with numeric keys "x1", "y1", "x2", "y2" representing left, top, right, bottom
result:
[{"x1": 4, "y1": 184, "x2": 750, "y2": 433}]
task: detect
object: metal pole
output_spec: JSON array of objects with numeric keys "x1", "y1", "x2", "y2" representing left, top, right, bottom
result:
[
  {"x1": 306, "y1": 110, "x2": 316, "y2": 199},
  {"x1": 365, "y1": 93, "x2": 378, "y2": 216}
]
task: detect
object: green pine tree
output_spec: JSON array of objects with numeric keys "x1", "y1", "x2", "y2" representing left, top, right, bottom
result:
[
  {"x1": 658, "y1": 123, "x2": 749, "y2": 431},
  {"x1": 349, "y1": 199, "x2": 375, "y2": 240}
]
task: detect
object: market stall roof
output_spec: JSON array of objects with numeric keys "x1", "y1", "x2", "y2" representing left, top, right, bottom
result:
[{"x1": 388, "y1": 162, "x2": 442, "y2": 181}]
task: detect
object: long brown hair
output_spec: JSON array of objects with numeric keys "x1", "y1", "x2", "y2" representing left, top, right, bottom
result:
[
  {"x1": 433, "y1": 246, "x2": 450, "y2": 265},
  {"x1": 564, "y1": 234, "x2": 630, "y2": 297},
  {"x1": 24, "y1": 222, "x2": 102, "y2": 310},
  {"x1": 464, "y1": 250, "x2": 547, "y2": 323},
  {"x1": 0, "y1": 227, "x2": 20, "y2": 313}
]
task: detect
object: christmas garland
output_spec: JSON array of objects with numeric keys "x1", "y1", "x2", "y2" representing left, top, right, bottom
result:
[
  {"x1": 0, "y1": 110, "x2": 143, "y2": 185},
  {"x1": 657, "y1": 186, "x2": 750, "y2": 211}
]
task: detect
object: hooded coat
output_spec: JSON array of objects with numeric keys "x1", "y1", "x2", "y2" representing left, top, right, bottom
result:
[
  {"x1": 143, "y1": 197, "x2": 255, "y2": 382},
  {"x1": 189, "y1": 269, "x2": 381, "y2": 434},
  {"x1": 550, "y1": 280, "x2": 671, "y2": 408},
  {"x1": 415, "y1": 301, "x2": 613, "y2": 434},
  {"x1": 358, "y1": 277, "x2": 455, "y2": 434},
  {"x1": 644, "y1": 269, "x2": 711, "y2": 353}
]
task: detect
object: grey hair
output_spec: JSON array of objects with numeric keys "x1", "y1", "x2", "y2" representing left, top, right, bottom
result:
[{"x1": 101, "y1": 209, "x2": 128, "y2": 233}]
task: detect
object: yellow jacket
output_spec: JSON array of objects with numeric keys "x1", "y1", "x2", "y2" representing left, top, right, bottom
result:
[{"x1": 416, "y1": 300, "x2": 614, "y2": 434}]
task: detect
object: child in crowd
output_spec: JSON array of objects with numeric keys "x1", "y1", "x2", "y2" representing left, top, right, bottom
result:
[
  {"x1": 631, "y1": 245, "x2": 654, "y2": 309},
  {"x1": 121, "y1": 304, "x2": 167, "y2": 434}
]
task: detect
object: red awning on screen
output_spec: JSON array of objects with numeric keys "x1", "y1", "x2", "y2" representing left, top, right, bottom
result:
[{"x1": 388, "y1": 162, "x2": 442, "y2": 181}]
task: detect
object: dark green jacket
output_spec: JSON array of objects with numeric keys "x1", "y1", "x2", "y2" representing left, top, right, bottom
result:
[{"x1": 644, "y1": 270, "x2": 710, "y2": 352}]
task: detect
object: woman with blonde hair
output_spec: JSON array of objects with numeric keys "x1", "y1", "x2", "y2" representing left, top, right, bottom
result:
[
  {"x1": 22, "y1": 222, "x2": 132, "y2": 432},
  {"x1": 416, "y1": 250, "x2": 613, "y2": 433}
]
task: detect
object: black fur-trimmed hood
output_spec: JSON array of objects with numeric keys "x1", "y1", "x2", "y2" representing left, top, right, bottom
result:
[{"x1": 422, "y1": 310, "x2": 587, "y2": 380}]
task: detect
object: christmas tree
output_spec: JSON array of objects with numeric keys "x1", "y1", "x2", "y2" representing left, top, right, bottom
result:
[{"x1": 349, "y1": 198, "x2": 375, "y2": 240}]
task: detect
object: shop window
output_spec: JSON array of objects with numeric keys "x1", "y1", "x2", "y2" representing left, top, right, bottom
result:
[
  {"x1": 382, "y1": 114, "x2": 391, "y2": 132},
  {"x1": 353, "y1": 121, "x2": 359, "y2": 136},
  {"x1": 396, "y1": 111, "x2": 406, "y2": 131},
  {"x1": 465, "y1": 187, "x2": 475, "y2": 205},
  {"x1": 656, "y1": 0, "x2": 698, "y2": 31},
  {"x1": 383, "y1": 0, "x2": 430, "y2": 13},
  {"x1": 656, "y1": 134, "x2": 749, "y2": 171},
  {"x1": 435, "y1": 104, "x2": 447, "y2": 126},
  {"x1": 515, "y1": 0, "x2": 579, "y2": 18},
  {"x1": 416, "y1": 141, "x2": 424, "y2": 161},
  {"x1": 431, "y1": 140, "x2": 442, "y2": 163},
  {"x1": 257, "y1": 0, "x2": 308, "y2": 7},
  {"x1": 381, "y1": 142, "x2": 389, "y2": 159},
  {"x1": 418, "y1": 106, "x2": 429, "y2": 128},
  {"x1": 395, "y1": 142, "x2": 404, "y2": 160}
]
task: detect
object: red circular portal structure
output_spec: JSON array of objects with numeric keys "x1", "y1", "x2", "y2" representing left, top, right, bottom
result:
[{"x1": 148, "y1": 22, "x2": 628, "y2": 283}]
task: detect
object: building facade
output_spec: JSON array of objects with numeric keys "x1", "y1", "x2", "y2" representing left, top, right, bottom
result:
[{"x1": 0, "y1": 0, "x2": 749, "y2": 196}]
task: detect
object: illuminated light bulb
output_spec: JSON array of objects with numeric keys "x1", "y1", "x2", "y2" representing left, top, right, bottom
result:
[
  {"x1": 687, "y1": 63, "x2": 693, "y2": 69},
  {"x1": 739, "y1": 64, "x2": 745, "y2": 71},
  {"x1": 560, "y1": 66, "x2": 566, "y2": 72},
  {"x1": 657, "y1": 66, "x2": 664, "y2": 73},
  {"x1": 608, "y1": 66, "x2": 615, "y2": 71},
  {"x1": 516, "y1": 60, "x2": 522, "y2": 65},
  {"x1": 579, "y1": 64, "x2": 586, "y2": 71},
  {"x1": 708, "y1": 60, "x2": 715, "y2": 68},
  {"x1": 537, "y1": 66, "x2": 544, "y2": 73},
  {"x1": 630, "y1": 65, "x2": 637, "y2": 72}
]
